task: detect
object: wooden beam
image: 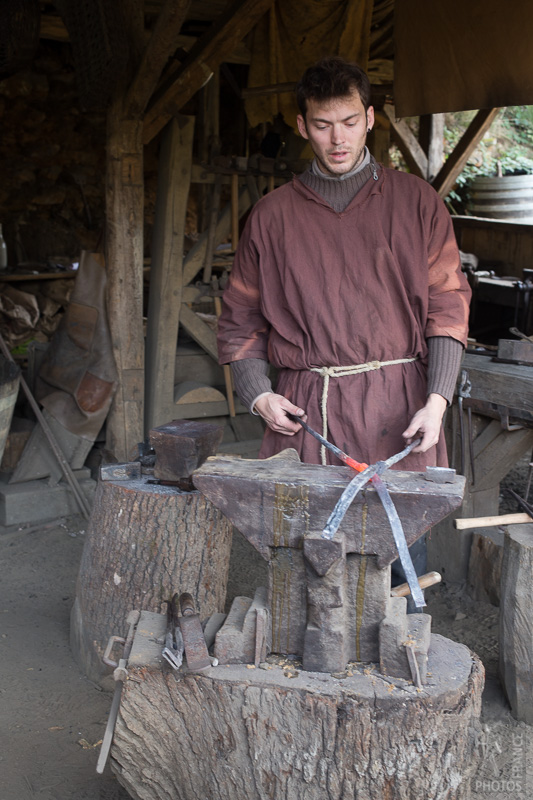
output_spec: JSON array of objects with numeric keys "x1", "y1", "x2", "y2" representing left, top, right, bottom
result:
[
  {"x1": 182, "y1": 186, "x2": 252, "y2": 286},
  {"x1": 144, "y1": 116, "x2": 195, "y2": 433},
  {"x1": 38, "y1": 17, "x2": 250, "y2": 63},
  {"x1": 179, "y1": 304, "x2": 218, "y2": 361},
  {"x1": 383, "y1": 104, "x2": 428, "y2": 180},
  {"x1": 143, "y1": 0, "x2": 274, "y2": 144},
  {"x1": 419, "y1": 114, "x2": 445, "y2": 182},
  {"x1": 125, "y1": 0, "x2": 192, "y2": 118},
  {"x1": 432, "y1": 109, "x2": 500, "y2": 198}
]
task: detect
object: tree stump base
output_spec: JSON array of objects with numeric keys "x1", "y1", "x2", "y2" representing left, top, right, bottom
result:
[
  {"x1": 71, "y1": 477, "x2": 232, "y2": 687},
  {"x1": 111, "y1": 611, "x2": 484, "y2": 800}
]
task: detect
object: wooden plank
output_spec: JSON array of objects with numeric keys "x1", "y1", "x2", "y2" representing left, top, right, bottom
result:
[
  {"x1": 182, "y1": 186, "x2": 251, "y2": 286},
  {"x1": 179, "y1": 303, "x2": 218, "y2": 360},
  {"x1": 126, "y1": 0, "x2": 192, "y2": 118},
  {"x1": 144, "y1": 116, "x2": 195, "y2": 433},
  {"x1": 468, "y1": 426, "x2": 533, "y2": 493},
  {"x1": 462, "y1": 353, "x2": 533, "y2": 414},
  {"x1": 105, "y1": 114, "x2": 145, "y2": 461},
  {"x1": 383, "y1": 105, "x2": 428, "y2": 180},
  {"x1": 143, "y1": 0, "x2": 274, "y2": 143},
  {"x1": 432, "y1": 109, "x2": 500, "y2": 198}
]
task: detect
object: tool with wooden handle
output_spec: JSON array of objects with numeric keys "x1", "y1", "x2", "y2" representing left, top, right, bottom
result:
[
  {"x1": 455, "y1": 513, "x2": 532, "y2": 529},
  {"x1": 391, "y1": 571, "x2": 442, "y2": 597}
]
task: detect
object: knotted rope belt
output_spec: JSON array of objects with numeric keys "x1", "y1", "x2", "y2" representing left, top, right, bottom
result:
[{"x1": 309, "y1": 358, "x2": 418, "y2": 464}]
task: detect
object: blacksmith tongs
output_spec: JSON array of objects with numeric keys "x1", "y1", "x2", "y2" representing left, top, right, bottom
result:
[{"x1": 289, "y1": 414, "x2": 424, "y2": 608}]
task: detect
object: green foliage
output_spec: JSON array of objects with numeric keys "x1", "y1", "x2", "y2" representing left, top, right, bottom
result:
[{"x1": 444, "y1": 106, "x2": 533, "y2": 213}]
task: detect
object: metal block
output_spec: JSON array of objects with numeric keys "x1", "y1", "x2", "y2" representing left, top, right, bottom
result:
[
  {"x1": 425, "y1": 466, "x2": 456, "y2": 484},
  {"x1": 497, "y1": 338, "x2": 533, "y2": 365}
]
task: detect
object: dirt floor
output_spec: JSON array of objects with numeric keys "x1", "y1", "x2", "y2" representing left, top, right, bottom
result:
[{"x1": 1, "y1": 465, "x2": 532, "y2": 799}]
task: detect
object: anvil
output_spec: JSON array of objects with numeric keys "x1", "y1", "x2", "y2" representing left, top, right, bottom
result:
[{"x1": 194, "y1": 450, "x2": 465, "y2": 673}]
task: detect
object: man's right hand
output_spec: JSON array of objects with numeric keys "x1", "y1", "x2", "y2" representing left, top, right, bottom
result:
[{"x1": 253, "y1": 393, "x2": 307, "y2": 435}]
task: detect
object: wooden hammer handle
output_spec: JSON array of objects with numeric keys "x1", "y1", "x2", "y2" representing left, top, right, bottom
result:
[
  {"x1": 454, "y1": 513, "x2": 532, "y2": 530},
  {"x1": 391, "y1": 571, "x2": 441, "y2": 598}
]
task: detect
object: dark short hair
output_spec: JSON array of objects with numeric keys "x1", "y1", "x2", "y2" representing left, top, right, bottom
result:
[{"x1": 296, "y1": 56, "x2": 371, "y2": 118}]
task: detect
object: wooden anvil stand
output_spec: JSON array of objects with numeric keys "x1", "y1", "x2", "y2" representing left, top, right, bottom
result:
[{"x1": 109, "y1": 448, "x2": 485, "y2": 800}]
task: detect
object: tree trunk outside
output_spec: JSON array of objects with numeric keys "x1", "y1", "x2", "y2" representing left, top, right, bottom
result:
[{"x1": 71, "y1": 477, "x2": 232, "y2": 685}]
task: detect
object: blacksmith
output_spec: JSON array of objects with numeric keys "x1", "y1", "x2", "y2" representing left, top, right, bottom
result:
[{"x1": 217, "y1": 56, "x2": 471, "y2": 473}]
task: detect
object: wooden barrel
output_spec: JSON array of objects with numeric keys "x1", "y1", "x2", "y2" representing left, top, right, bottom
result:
[
  {"x1": 470, "y1": 174, "x2": 533, "y2": 222},
  {"x1": 70, "y1": 476, "x2": 233, "y2": 686}
]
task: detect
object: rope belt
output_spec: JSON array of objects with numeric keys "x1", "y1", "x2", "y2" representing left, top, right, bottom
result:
[{"x1": 309, "y1": 358, "x2": 418, "y2": 464}]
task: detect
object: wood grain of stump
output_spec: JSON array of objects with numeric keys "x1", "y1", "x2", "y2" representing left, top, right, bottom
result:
[
  {"x1": 110, "y1": 612, "x2": 484, "y2": 800},
  {"x1": 70, "y1": 477, "x2": 232, "y2": 685}
]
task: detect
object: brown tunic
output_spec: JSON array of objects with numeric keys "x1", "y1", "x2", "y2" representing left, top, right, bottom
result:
[{"x1": 217, "y1": 167, "x2": 471, "y2": 470}]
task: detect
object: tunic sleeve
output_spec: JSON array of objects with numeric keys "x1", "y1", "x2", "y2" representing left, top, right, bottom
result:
[
  {"x1": 424, "y1": 194, "x2": 471, "y2": 347},
  {"x1": 216, "y1": 213, "x2": 271, "y2": 364}
]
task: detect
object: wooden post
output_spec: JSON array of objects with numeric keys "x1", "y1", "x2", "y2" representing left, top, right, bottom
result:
[
  {"x1": 383, "y1": 104, "x2": 428, "y2": 180},
  {"x1": 144, "y1": 116, "x2": 195, "y2": 433},
  {"x1": 105, "y1": 109, "x2": 145, "y2": 460},
  {"x1": 432, "y1": 109, "x2": 500, "y2": 198},
  {"x1": 419, "y1": 114, "x2": 445, "y2": 182},
  {"x1": 500, "y1": 523, "x2": 533, "y2": 724}
]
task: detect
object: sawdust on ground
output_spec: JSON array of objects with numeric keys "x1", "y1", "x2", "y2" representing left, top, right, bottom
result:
[{"x1": 0, "y1": 459, "x2": 532, "y2": 799}]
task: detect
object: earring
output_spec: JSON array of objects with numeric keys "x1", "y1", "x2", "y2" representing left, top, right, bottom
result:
[{"x1": 367, "y1": 128, "x2": 372, "y2": 133}]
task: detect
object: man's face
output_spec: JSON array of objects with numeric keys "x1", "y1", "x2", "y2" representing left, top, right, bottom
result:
[{"x1": 296, "y1": 90, "x2": 374, "y2": 177}]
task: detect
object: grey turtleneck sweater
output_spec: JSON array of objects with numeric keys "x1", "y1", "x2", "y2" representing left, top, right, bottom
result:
[{"x1": 230, "y1": 152, "x2": 464, "y2": 412}]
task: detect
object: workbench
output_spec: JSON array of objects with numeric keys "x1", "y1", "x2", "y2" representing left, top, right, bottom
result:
[{"x1": 428, "y1": 351, "x2": 533, "y2": 591}]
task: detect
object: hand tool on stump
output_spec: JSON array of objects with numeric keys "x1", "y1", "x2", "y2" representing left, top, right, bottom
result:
[
  {"x1": 289, "y1": 414, "x2": 425, "y2": 608},
  {"x1": 97, "y1": 610, "x2": 140, "y2": 774},
  {"x1": 177, "y1": 593, "x2": 211, "y2": 671},
  {"x1": 162, "y1": 593, "x2": 185, "y2": 670},
  {"x1": 0, "y1": 331, "x2": 91, "y2": 519},
  {"x1": 391, "y1": 571, "x2": 442, "y2": 597}
]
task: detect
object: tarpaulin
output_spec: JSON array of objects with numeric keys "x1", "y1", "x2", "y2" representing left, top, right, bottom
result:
[
  {"x1": 394, "y1": 0, "x2": 533, "y2": 116},
  {"x1": 245, "y1": 0, "x2": 373, "y2": 129}
]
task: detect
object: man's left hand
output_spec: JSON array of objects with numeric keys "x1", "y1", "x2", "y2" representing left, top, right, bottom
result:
[{"x1": 402, "y1": 393, "x2": 447, "y2": 453}]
